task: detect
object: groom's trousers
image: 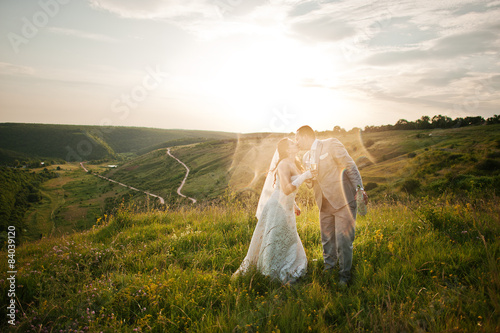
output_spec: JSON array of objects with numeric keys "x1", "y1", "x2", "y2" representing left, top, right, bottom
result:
[{"x1": 319, "y1": 197, "x2": 356, "y2": 282}]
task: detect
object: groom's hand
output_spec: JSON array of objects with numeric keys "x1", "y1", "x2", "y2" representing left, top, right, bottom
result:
[
  {"x1": 363, "y1": 191, "x2": 369, "y2": 205},
  {"x1": 310, "y1": 169, "x2": 319, "y2": 178},
  {"x1": 356, "y1": 190, "x2": 368, "y2": 205}
]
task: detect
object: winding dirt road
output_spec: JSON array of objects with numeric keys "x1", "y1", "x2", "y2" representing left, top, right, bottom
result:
[
  {"x1": 80, "y1": 162, "x2": 165, "y2": 205},
  {"x1": 166, "y1": 148, "x2": 197, "y2": 204},
  {"x1": 80, "y1": 148, "x2": 197, "y2": 205}
]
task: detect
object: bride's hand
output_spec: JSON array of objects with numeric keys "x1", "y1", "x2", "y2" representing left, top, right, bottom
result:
[
  {"x1": 291, "y1": 170, "x2": 313, "y2": 188},
  {"x1": 294, "y1": 205, "x2": 301, "y2": 216}
]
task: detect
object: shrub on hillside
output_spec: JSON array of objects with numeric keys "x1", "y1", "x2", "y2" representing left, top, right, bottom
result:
[
  {"x1": 429, "y1": 174, "x2": 500, "y2": 196},
  {"x1": 487, "y1": 151, "x2": 500, "y2": 159},
  {"x1": 364, "y1": 139, "x2": 375, "y2": 148},
  {"x1": 401, "y1": 178, "x2": 421, "y2": 194},
  {"x1": 365, "y1": 182, "x2": 378, "y2": 191},
  {"x1": 475, "y1": 159, "x2": 500, "y2": 173}
]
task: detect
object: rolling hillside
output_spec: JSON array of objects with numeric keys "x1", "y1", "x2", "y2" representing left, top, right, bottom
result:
[
  {"x1": 1, "y1": 192, "x2": 498, "y2": 332},
  {"x1": 2, "y1": 124, "x2": 499, "y2": 244},
  {"x1": 0, "y1": 123, "x2": 237, "y2": 163},
  {"x1": 102, "y1": 124, "x2": 500, "y2": 205},
  {"x1": 0, "y1": 123, "x2": 499, "y2": 332}
]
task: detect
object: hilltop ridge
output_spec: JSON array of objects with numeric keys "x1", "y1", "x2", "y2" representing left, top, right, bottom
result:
[
  {"x1": 0, "y1": 123, "x2": 237, "y2": 164},
  {"x1": 1, "y1": 123, "x2": 498, "y2": 244}
]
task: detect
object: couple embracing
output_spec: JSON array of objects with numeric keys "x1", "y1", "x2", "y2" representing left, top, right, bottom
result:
[{"x1": 233, "y1": 125, "x2": 368, "y2": 286}]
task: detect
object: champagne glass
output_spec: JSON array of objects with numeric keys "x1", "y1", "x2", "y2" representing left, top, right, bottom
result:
[{"x1": 310, "y1": 163, "x2": 318, "y2": 179}]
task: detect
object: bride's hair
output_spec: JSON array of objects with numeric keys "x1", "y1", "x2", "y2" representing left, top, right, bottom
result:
[
  {"x1": 296, "y1": 125, "x2": 315, "y2": 139},
  {"x1": 271, "y1": 138, "x2": 304, "y2": 186}
]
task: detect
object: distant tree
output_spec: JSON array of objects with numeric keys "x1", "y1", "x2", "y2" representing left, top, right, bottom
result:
[
  {"x1": 361, "y1": 114, "x2": 496, "y2": 134},
  {"x1": 348, "y1": 127, "x2": 361, "y2": 134},
  {"x1": 432, "y1": 115, "x2": 453, "y2": 128},
  {"x1": 396, "y1": 119, "x2": 417, "y2": 130},
  {"x1": 453, "y1": 117, "x2": 465, "y2": 127},
  {"x1": 486, "y1": 114, "x2": 500, "y2": 124},
  {"x1": 416, "y1": 116, "x2": 431, "y2": 129},
  {"x1": 364, "y1": 125, "x2": 374, "y2": 132},
  {"x1": 453, "y1": 116, "x2": 484, "y2": 127},
  {"x1": 332, "y1": 125, "x2": 346, "y2": 136},
  {"x1": 464, "y1": 116, "x2": 484, "y2": 126},
  {"x1": 395, "y1": 119, "x2": 409, "y2": 130}
]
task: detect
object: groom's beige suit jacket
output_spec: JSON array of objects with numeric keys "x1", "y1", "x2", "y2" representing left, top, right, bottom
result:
[{"x1": 303, "y1": 138, "x2": 363, "y2": 212}]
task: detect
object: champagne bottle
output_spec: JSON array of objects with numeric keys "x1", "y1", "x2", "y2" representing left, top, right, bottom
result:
[{"x1": 356, "y1": 185, "x2": 367, "y2": 216}]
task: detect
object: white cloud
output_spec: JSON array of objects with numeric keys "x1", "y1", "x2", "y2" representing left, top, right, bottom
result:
[
  {"x1": 85, "y1": 0, "x2": 278, "y2": 42},
  {"x1": 48, "y1": 27, "x2": 119, "y2": 42},
  {"x1": 364, "y1": 29, "x2": 499, "y2": 66},
  {"x1": 487, "y1": 1, "x2": 500, "y2": 7},
  {"x1": 0, "y1": 62, "x2": 35, "y2": 76},
  {"x1": 289, "y1": 15, "x2": 355, "y2": 42},
  {"x1": 88, "y1": 0, "x2": 217, "y2": 19},
  {"x1": 3, "y1": 0, "x2": 499, "y2": 131},
  {"x1": 417, "y1": 69, "x2": 470, "y2": 86}
]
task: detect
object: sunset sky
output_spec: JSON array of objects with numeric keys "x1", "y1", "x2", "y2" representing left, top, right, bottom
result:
[{"x1": 1, "y1": 0, "x2": 499, "y2": 133}]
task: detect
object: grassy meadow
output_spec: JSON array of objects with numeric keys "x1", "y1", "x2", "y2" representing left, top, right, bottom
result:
[
  {"x1": 101, "y1": 124, "x2": 500, "y2": 205},
  {"x1": 1, "y1": 124, "x2": 499, "y2": 332},
  {"x1": 1, "y1": 194, "x2": 498, "y2": 332},
  {"x1": 0, "y1": 123, "x2": 236, "y2": 163},
  {"x1": 19, "y1": 163, "x2": 142, "y2": 242}
]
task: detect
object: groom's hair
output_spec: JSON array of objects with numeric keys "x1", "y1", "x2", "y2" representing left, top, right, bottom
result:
[{"x1": 297, "y1": 125, "x2": 315, "y2": 138}]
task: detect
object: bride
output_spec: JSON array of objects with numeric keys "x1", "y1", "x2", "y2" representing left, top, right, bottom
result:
[{"x1": 233, "y1": 138, "x2": 313, "y2": 284}]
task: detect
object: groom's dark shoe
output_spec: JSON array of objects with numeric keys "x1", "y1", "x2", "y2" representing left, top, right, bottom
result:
[{"x1": 339, "y1": 278, "x2": 349, "y2": 288}]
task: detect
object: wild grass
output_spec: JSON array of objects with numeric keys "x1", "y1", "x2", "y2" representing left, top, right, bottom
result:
[
  {"x1": 1, "y1": 195, "x2": 498, "y2": 332},
  {"x1": 21, "y1": 165, "x2": 133, "y2": 242}
]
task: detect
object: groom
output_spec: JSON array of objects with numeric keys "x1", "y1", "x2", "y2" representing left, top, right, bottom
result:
[{"x1": 295, "y1": 125, "x2": 367, "y2": 286}]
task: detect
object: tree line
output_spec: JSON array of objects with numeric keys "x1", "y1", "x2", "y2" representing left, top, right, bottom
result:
[
  {"x1": 363, "y1": 114, "x2": 499, "y2": 132},
  {"x1": 0, "y1": 167, "x2": 58, "y2": 240}
]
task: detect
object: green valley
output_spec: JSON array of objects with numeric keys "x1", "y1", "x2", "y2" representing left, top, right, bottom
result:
[{"x1": 0, "y1": 121, "x2": 499, "y2": 332}]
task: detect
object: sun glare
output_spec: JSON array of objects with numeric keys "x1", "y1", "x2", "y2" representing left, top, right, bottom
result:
[
  {"x1": 161, "y1": 32, "x2": 358, "y2": 132},
  {"x1": 196, "y1": 36, "x2": 347, "y2": 117}
]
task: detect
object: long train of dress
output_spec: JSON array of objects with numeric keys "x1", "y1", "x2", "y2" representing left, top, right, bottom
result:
[{"x1": 233, "y1": 175, "x2": 307, "y2": 284}]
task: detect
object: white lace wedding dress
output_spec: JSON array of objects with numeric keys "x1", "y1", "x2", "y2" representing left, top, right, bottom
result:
[{"x1": 233, "y1": 175, "x2": 307, "y2": 284}]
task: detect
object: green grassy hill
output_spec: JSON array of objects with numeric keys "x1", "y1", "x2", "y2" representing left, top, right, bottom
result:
[
  {"x1": 357, "y1": 125, "x2": 500, "y2": 198},
  {"x1": 102, "y1": 125, "x2": 500, "y2": 206},
  {"x1": 0, "y1": 123, "x2": 236, "y2": 163},
  {"x1": 95, "y1": 134, "x2": 287, "y2": 204},
  {"x1": 0, "y1": 124, "x2": 499, "y2": 331},
  {"x1": 5, "y1": 124, "x2": 499, "y2": 245},
  {"x1": 0, "y1": 196, "x2": 498, "y2": 332},
  {"x1": 0, "y1": 163, "x2": 143, "y2": 243}
]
